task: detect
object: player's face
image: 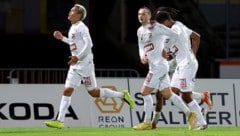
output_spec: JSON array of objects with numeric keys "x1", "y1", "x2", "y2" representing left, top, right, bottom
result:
[
  {"x1": 68, "y1": 6, "x2": 80, "y2": 23},
  {"x1": 138, "y1": 8, "x2": 151, "y2": 25},
  {"x1": 162, "y1": 20, "x2": 172, "y2": 28}
]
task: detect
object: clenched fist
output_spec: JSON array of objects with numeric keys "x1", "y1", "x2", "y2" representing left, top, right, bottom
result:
[{"x1": 53, "y1": 31, "x2": 63, "y2": 40}]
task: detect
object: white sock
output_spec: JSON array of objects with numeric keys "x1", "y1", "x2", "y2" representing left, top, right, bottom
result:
[
  {"x1": 143, "y1": 95, "x2": 153, "y2": 123},
  {"x1": 99, "y1": 88, "x2": 123, "y2": 98},
  {"x1": 57, "y1": 96, "x2": 71, "y2": 122},
  {"x1": 192, "y1": 91, "x2": 204, "y2": 100},
  {"x1": 152, "y1": 111, "x2": 161, "y2": 124},
  {"x1": 169, "y1": 93, "x2": 190, "y2": 114},
  {"x1": 188, "y1": 100, "x2": 207, "y2": 125}
]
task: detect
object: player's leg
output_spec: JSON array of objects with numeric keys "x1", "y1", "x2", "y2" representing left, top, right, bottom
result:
[
  {"x1": 171, "y1": 71, "x2": 198, "y2": 130},
  {"x1": 160, "y1": 74, "x2": 197, "y2": 130},
  {"x1": 183, "y1": 92, "x2": 208, "y2": 130},
  {"x1": 180, "y1": 69, "x2": 207, "y2": 130},
  {"x1": 183, "y1": 93, "x2": 207, "y2": 130},
  {"x1": 133, "y1": 72, "x2": 156, "y2": 130},
  {"x1": 86, "y1": 67, "x2": 135, "y2": 109},
  {"x1": 192, "y1": 91, "x2": 212, "y2": 110},
  {"x1": 161, "y1": 87, "x2": 196, "y2": 130},
  {"x1": 133, "y1": 85, "x2": 154, "y2": 130},
  {"x1": 45, "y1": 68, "x2": 79, "y2": 129},
  {"x1": 152, "y1": 90, "x2": 163, "y2": 129}
]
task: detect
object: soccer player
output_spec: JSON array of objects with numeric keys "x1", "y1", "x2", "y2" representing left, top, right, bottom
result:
[
  {"x1": 133, "y1": 6, "x2": 196, "y2": 130},
  {"x1": 44, "y1": 4, "x2": 135, "y2": 129},
  {"x1": 152, "y1": 57, "x2": 211, "y2": 130},
  {"x1": 152, "y1": 39, "x2": 211, "y2": 130},
  {"x1": 152, "y1": 8, "x2": 210, "y2": 130}
]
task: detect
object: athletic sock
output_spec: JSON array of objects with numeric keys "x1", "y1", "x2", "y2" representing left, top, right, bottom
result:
[{"x1": 57, "y1": 96, "x2": 71, "y2": 122}]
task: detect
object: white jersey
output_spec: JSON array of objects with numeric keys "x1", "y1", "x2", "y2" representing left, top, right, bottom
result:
[
  {"x1": 62, "y1": 21, "x2": 93, "y2": 70},
  {"x1": 171, "y1": 21, "x2": 197, "y2": 67},
  {"x1": 170, "y1": 21, "x2": 198, "y2": 91},
  {"x1": 137, "y1": 22, "x2": 178, "y2": 75},
  {"x1": 62, "y1": 21, "x2": 97, "y2": 90}
]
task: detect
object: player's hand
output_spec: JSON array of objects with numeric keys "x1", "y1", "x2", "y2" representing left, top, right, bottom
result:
[
  {"x1": 53, "y1": 31, "x2": 63, "y2": 40},
  {"x1": 68, "y1": 56, "x2": 79, "y2": 65},
  {"x1": 166, "y1": 51, "x2": 175, "y2": 61},
  {"x1": 162, "y1": 50, "x2": 168, "y2": 59}
]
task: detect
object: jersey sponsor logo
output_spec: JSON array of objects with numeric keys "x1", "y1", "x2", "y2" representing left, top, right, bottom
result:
[{"x1": 144, "y1": 42, "x2": 154, "y2": 52}]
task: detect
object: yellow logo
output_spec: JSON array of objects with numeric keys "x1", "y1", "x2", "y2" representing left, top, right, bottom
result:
[{"x1": 95, "y1": 86, "x2": 125, "y2": 113}]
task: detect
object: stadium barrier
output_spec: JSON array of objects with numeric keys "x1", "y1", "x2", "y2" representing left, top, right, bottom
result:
[
  {"x1": 0, "y1": 68, "x2": 140, "y2": 84},
  {"x1": 0, "y1": 78, "x2": 239, "y2": 128}
]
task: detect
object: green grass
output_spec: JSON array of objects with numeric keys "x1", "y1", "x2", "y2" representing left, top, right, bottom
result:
[{"x1": 0, "y1": 127, "x2": 239, "y2": 136}]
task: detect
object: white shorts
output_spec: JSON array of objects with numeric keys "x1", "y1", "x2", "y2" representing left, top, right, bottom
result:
[
  {"x1": 144, "y1": 71, "x2": 171, "y2": 91},
  {"x1": 171, "y1": 63, "x2": 198, "y2": 92},
  {"x1": 65, "y1": 63, "x2": 97, "y2": 91}
]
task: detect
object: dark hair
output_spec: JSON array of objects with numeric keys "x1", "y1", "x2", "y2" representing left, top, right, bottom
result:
[
  {"x1": 153, "y1": 7, "x2": 179, "y2": 19},
  {"x1": 154, "y1": 11, "x2": 172, "y2": 23}
]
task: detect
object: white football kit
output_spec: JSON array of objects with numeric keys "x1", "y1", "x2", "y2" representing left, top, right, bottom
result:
[
  {"x1": 62, "y1": 21, "x2": 97, "y2": 90},
  {"x1": 137, "y1": 22, "x2": 178, "y2": 90},
  {"x1": 169, "y1": 21, "x2": 198, "y2": 92}
]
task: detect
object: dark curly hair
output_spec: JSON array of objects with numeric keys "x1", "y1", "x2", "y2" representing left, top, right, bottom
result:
[
  {"x1": 154, "y1": 11, "x2": 172, "y2": 23},
  {"x1": 153, "y1": 7, "x2": 180, "y2": 19}
]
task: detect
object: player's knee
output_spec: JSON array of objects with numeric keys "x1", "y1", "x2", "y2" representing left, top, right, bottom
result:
[
  {"x1": 63, "y1": 87, "x2": 74, "y2": 96},
  {"x1": 88, "y1": 88, "x2": 100, "y2": 97},
  {"x1": 181, "y1": 92, "x2": 192, "y2": 103},
  {"x1": 171, "y1": 87, "x2": 180, "y2": 96},
  {"x1": 161, "y1": 88, "x2": 172, "y2": 99}
]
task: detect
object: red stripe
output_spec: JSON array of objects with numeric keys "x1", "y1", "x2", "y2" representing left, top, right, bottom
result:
[{"x1": 220, "y1": 61, "x2": 240, "y2": 65}]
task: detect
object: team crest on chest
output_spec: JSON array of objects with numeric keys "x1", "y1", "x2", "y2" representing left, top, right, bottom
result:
[
  {"x1": 71, "y1": 33, "x2": 75, "y2": 39},
  {"x1": 165, "y1": 38, "x2": 170, "y2": 43},
  {"x1": 148, "y1": 33, "x2": 152, "y2": 39}
]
